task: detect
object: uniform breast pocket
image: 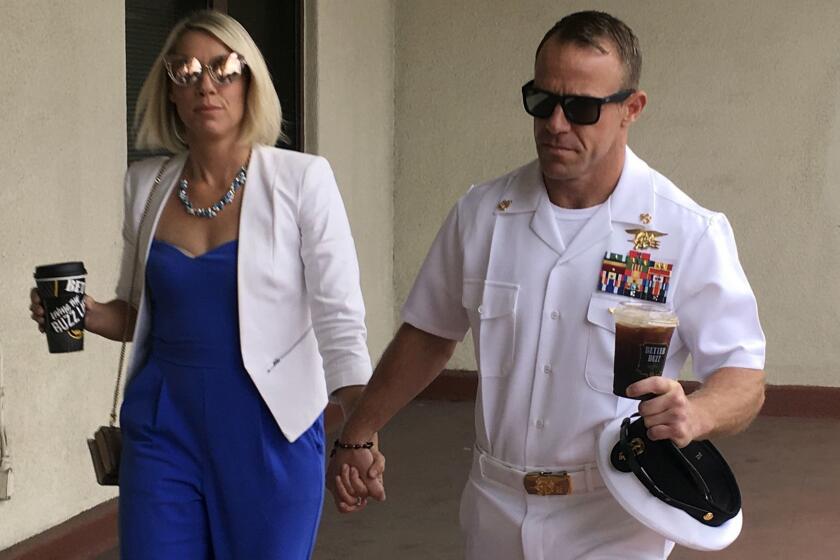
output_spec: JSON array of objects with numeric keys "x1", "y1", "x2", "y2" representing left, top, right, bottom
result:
[
  {"x1": 462, "y1": 280, "x2": 519, "y2": 378},
  {"x1": 584, "y1": 295, "x2": 618, "y2": 394}
]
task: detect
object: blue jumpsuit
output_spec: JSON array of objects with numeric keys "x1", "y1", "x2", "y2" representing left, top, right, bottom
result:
[{"x1": 119, "y1": 239, "x2": 325, "y2": 559}]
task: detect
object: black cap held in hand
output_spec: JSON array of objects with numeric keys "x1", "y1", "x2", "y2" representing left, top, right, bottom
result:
[{"x1": 609, "y1": 416, "x2": 741, "y2": 527}]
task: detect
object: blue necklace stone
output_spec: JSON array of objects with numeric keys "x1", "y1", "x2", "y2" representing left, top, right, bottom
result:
[{"x1": 178, "y1": 166, "x2": 247, "y2": 218}]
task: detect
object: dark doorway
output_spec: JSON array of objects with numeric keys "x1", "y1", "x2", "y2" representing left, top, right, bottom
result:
[{"x1": 224, "y1": 1, "x2": 303, "y2": 151}]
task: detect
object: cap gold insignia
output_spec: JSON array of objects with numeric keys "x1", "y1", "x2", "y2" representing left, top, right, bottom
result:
[
  {"x1": 497, "y1": 199, "x2": 512, "y2": 211},
  {"x1": 617, "y1": 438, "x2": 646, "y2": 461},
  {"x1": 626, "y1": 228, "x2": 668, "y2": 250}
]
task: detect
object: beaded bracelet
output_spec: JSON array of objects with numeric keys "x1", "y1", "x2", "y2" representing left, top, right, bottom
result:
[{"x1": 329, "y1": 439, "x2": 374, "y2": 458}]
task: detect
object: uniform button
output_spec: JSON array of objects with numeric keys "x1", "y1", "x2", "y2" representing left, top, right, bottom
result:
[
  {"x1": 477, "y1": 305, "x2": 484, "y2": 315},
  {"x1": 550, "y1": 311, "x2": 560, "y2": 320},
  {"x1": 543, "y1": 364, "x2": 552, "y2": 374},
  {"x1": 535, "y1": 419, "x2": 546, "y2": 429}
]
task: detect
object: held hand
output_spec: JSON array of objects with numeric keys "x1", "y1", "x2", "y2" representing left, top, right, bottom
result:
[
  {"x1": 627, "y1": 377, "x2": 703, "y2": 448},
  {"x1": 326, "y1": 436, "x2": 386, "y2": 513},
  {"x1": 333, "y1": 464, "x2": 367, "y2": 513}
]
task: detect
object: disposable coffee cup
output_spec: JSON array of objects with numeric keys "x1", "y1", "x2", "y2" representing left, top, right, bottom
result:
[
  {"x1": 613, "y1": 302, "x2": 679, "y2": 399},
  {"x1": 34, "y1": 262, "x2": 87, "y2": 353}
]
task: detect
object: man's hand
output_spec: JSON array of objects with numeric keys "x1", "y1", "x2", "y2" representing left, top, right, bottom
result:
[
  {"x1": 325, "y1": 435, "x2": 386, "y2": 513},
  {"x1": 627, "y1": 368, "x2": 765, "y2": 448},
  {"x1": 324, "y1": 323, "x2": 457, "y2": 513},
  {"x1": 627, "y1": 377, "x2": 704, "y2": 448}
]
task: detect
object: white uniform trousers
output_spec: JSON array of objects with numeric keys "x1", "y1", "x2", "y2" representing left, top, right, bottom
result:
[{"x1": 460, "y1": 449, "x2": 675, "y2": 560}]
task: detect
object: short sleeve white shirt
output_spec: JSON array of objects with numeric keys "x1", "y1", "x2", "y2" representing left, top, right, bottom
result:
[{"x1": 402, "y1": 147, "x2": 765, "y2": 468}]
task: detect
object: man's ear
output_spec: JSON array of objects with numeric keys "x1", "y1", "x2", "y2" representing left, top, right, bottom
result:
[{"x1": 622, "y1": 90, "x2": 647, "y2": 126}]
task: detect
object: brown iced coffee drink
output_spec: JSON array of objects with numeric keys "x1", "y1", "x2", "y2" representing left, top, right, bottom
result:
[{"x1": 613, "y1": 303, "x2": 679, "y2": 399}]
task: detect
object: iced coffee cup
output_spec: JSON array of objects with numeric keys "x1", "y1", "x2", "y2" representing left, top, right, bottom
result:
[
  {"x1": 34, "y1": 262, "x2": 87, "y2": 353},
  {"x1": 613, "y1": 302, "x2": 679, "y2": 399}
]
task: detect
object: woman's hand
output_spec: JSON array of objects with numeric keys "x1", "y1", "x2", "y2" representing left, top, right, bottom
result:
[
  {"x1": 27, "y1": 289, "x2": 91, "y2": 333},
  {"x1": 326, "y1": 433, "x2": 386, "y2": 513},
  {"x1": 31, "y1": 288, "x2": 136, "y2": 342},
  {"x1": 29, "y1": 288, "x2": 46, "y2": 333},
  {"x1": 30, "y1": 290, "x2": 105, "y2": 336},
  {"x1": 326, "y1": 386, "x2": 387, "y2": 512}
]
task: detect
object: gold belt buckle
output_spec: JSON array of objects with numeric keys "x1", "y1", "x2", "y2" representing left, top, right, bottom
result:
[{"x1": 523, "y1": 471, "x2": 572, "y2": 495}]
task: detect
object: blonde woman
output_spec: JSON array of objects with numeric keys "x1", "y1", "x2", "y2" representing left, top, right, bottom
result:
[{"x1": 30, "y1": 10, "x2": 383, "y2": 558}]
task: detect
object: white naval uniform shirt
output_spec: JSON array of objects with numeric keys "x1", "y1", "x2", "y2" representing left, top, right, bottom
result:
[{"x1": 402, "y1": 147, "x2": 766, "y2": 470}]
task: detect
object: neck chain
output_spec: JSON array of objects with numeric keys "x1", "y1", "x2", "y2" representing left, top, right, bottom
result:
[{"x1": 178, "y1": 166, "x2": 247, "y2": 218}]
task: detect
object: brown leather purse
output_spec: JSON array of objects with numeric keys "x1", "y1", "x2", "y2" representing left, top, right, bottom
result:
[{"x1": 88, "y1": 159, "x2": 170, "y2": 486}]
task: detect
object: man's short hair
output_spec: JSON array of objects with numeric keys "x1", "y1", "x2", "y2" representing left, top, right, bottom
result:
[{"x1": 536, "y1": 11, "x2": 642, "y2": 90}]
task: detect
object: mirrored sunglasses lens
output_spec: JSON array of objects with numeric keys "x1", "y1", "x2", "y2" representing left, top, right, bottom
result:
[
  {"x1": 167, "y1": 58, "x2": 201, "y2": 86},
  {"x1": 564, "y1": 97, "x2": 599, "y2": 125},
  {"x1": 210, "y1": 53, "x2": 243, "y2": 83}
]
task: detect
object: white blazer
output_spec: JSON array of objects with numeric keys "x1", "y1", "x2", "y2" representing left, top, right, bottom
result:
[{"x1": 115, "y1": 145, "x2": 372, "y2": 442}]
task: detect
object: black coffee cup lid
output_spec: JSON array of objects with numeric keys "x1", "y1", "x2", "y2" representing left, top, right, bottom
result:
[{"x1": 34, "y1": 261, "x2": 87, "y2": 279}]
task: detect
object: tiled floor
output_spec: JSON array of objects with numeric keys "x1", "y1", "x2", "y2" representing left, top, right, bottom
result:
[{"x1": 99, "y1": 401, "x2": 840, "y2": 559}]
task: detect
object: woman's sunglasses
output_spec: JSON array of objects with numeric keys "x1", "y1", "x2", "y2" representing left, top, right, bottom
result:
[
  {"x1": 521, "y1": 80, "x2": 634, "y2": 125},
  {"x1": 164, "y1": 52, "x2": 247, "y2": 87}
]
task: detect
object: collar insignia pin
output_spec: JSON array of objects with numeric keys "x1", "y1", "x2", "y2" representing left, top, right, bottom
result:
[
  {"x1": 497, "y1": 199, "x2": 512, "y2": 211},
  {"x1": 626, "y1": 228, "x2": 668, "y2": 250}
]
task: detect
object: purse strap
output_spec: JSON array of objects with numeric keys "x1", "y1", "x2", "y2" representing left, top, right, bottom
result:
[{"x1": 109, "y1": 158, "x2": 171, "y2": 427}]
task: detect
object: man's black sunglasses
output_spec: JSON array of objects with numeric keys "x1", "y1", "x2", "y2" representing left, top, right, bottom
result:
[{"x1": 521, "y1": 80, "x2": 635, "y2": 125}]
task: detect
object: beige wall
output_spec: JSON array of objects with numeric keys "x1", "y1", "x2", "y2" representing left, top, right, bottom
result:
[
  {"x1": 305, "y1": 0, "x2": 396, "y2": 361},
  {"x1": 0, "y1": 0, "x2": 126, "y2": 548},
  {"x1": 393, "y1": 0, "x2": 840, "y2": 386}
]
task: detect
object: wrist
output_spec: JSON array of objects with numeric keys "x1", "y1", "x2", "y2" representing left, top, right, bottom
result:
[
  {"x1": 339, "y1": 423, "x2": 376, "y2": 446},
  {"x1": 83, "y1": 297, "x2": 101, "y2": 335},
  {"x1": 687, "y1": 394, "x2": 716, "y2": 440},
  {"x1": 329, "y1": 438, "x2": 374, "y2": 458},
  {"x1": 333, "y1": 385, "x2": 365, "y2": 416}
]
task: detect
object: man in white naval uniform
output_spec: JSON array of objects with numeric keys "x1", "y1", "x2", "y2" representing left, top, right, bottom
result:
[{"x1": 327, "y1": 10, "x2": 766, "y2": 559}]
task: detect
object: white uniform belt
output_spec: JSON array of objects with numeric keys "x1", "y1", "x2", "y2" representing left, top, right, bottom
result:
[{"x1": 475, "y1": 446, "x2": 604, "y2": 495}]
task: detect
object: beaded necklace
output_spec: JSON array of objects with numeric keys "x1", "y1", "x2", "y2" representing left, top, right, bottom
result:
[{"x1": 178, "y1": 166, "x2": 247, "y2": 218}]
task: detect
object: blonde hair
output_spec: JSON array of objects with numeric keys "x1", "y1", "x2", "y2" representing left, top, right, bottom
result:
[{"x1": 134, "y1": 10, "x2": 283, "y2": 153}]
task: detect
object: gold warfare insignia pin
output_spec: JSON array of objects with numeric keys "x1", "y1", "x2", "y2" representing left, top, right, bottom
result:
[
  {"x1": 497, "y1": 199, "x2": 512, "y2": 211},
  {"x1": 625, "y1": 228, "x2": 667, "y2": 250}
]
